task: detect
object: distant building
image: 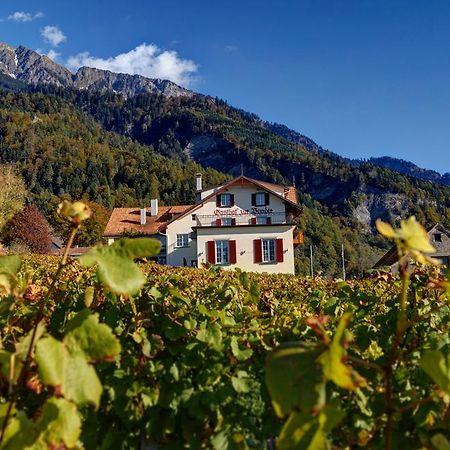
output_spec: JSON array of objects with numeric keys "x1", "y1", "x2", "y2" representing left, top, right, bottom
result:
[
  {"x1": 104, "y1": 175, "x2": 303, "y2": 274},
  {"x1": 373, "y1": 223, "x2": 450, "y2": 269}
]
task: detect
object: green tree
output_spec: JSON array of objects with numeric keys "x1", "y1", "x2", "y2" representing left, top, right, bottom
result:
[{"x1": 0, "y1": 165, "x2": 27, "y2": 231}]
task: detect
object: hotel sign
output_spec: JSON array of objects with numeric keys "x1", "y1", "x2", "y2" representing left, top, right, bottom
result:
[{"x1": 214, "y1": 207, "x2": 274, "y2": 216}]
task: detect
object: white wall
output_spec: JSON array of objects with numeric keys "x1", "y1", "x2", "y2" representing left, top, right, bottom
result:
[
  {"x1": 197, "y1": 225, "x2": 295, "y2": 274},
  {"x1": 166, "y1": 184, "x2": 295, "y2": 272}
]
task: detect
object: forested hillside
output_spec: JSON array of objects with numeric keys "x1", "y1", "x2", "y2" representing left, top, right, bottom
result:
[{"x1": 1, "y1": 72, "x2": 449, "y2": 275}]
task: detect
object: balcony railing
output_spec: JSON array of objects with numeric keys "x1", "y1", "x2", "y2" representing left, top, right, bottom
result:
[{"x1": 194, "y1": 212, "x2": 294, "y2": 227}]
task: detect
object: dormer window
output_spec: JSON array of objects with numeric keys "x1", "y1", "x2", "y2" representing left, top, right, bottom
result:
[
  {"x1": 434, "y1": 233, "x2": 442, "y2": 242},
  {"x1": 252, "y1": 192, "x2": 270, "y2": 207},
  {"x1": 216, "y1": 193, "x2": 234, "y2": 208}
]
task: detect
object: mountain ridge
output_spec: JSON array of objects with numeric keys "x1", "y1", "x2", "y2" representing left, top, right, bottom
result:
[{"x1": 0, "y1": 42, "x2": 193, "y2": 98}]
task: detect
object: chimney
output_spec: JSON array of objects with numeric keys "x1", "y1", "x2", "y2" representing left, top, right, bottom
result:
[
  {"x1": 150, "y1": 198, "x2": 158, "y2": 216},
  {"x1": 196, "y1": 173, "x2": 203, "y2": 192},
  {"x1": 140, "y1": 208, "x2": 147, "y2": 225}
]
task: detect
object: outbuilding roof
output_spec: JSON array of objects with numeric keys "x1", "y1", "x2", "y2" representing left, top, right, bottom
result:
[{"x1": 103, "y1": 205, "x2": 193, "y2": 237}]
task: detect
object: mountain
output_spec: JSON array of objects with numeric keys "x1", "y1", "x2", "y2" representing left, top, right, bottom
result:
[
  {"x1": 363, "y1": 156, "x2": 450, "y2": 186},
  {"x1": 0, "y1": 43, "x2": 449, "y2": 276},
  {"x1": 0, "y1": 43, "x2": 192, "y2": 98}
]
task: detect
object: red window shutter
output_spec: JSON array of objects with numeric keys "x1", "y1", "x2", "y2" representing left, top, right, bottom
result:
[
  {"x1": 276, "y1": 238, "x2": 284, "y2": 262},
  {"x1": 207, "y1": 241, "x2": 216, "y2": 264},
  {"x1": 250, "y1": 217, "x2": 257, "y2": 225},
  {"x1": 216, "y1": 195, "x2": 221, "y2": 207},
  {"x1": 229, "y1": 240, "x2": 237, "y2": 264},
  {"x1": 216, "y1": 218, "x2": 222, "y2": 226},
  {"x1": 254, "y1": 239, "x2": 262, "y2": 263},
  {"x1": 251, "y1": 193, "x2": 256, "y2": 206},
  {"x1": 230, "y1": 194, "x2": 235, "y2": 207},
  {"x1": 231, "y1": 218, "x2": 236, "y2": 226},
  {"x1": 266, "y1": 217, "x2": 272, "y2": 225},
  {"x1": 265, "y1": 193, "x2": 270, "y2": 205}
]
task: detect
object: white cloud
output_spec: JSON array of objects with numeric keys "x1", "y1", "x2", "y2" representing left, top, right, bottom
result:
[
  {"x1": 7, "y1": 11, "x2": 43, "y2": 22},
  {"x1": 41, "y1": 25, "x2": 66, "y2": 47},
  {"x1": 67, "y1": 43, "x2": 198, "y2": 87},
  {"x1": 46, "y1": 49, "x2": 60, "y2": 62}
]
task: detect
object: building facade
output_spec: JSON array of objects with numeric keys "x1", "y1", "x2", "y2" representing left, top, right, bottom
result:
[
  {"x1": 374, "y1": 223, "x2": 450, "y2": 269},
  {"x1": 104, "y1": 175, "x2": 302, "y2": 274}
]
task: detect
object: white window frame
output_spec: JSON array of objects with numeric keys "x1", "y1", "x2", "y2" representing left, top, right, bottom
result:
[
  {"x1": 262, "y1": 239, "x2": 276, "y2": 263},
  {"x1": 176, "y1": 233, "x2": 189, "y2": 248},
  {"x1": 220, "y1": 193, "x2": 232, "y2": 207},
  {"x1": 255, "y1": 192, "x2": 267, "y2": 206},
  {"x1": 215, "y1": 240, "x2": 229, "y2": 264}
]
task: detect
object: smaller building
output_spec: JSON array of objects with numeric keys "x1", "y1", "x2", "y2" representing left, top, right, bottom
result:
[{"x1": 374, "y1": 223, "x2": 450, "y2": 269}]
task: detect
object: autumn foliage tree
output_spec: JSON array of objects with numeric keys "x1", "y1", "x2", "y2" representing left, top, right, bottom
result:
[
  {"x1": 3, "y1": 205, "x2": 52, "y2": 253},
  {"x1": 0, "y1": 165, "x2": 27, "y2": 231}
]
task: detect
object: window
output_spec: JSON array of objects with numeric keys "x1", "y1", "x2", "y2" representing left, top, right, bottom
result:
[
  {"x1": 220, "y1": 193, "x2": 231, "y2": 207},
  {"x1": 434, "y1": 233, "x2": 442, "y2": 242},
  {"x1": 176, "y1": 234, "x2": 189, "y2": 247},
  {"x1": 216, "y1": 240, "x2": 229, "y2": 264},
  {"x1": 191, "y1": 214, "x2": 196, "y2": 221},
  {"x1": 256, "y1": 216, "x2": 271, "y2": 225},
  {"x1": 255, "y1": 192, "x2": 267, "y2": 206},
  {"x1": 222, "y1": 217, "x2": 235, "y2": 226},
  {"x1": 262, "y1": 239, "x2": 276, "y2": 263}
]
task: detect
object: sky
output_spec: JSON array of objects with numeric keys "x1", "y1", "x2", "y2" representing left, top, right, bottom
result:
[{"x1": 0, "y1": 0, "x2": 449, "y2": 173}]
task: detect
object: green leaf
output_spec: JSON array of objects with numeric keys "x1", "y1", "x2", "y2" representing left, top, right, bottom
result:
[
  {"x1": 0, "y1": 256, "x2": 22, "y2": 296},
  {"x1": 35, "y1": 398, "x2": 82, "y2": 448},
  {"x1": 1, "y1": 411, "x2": 37, "y2": 450},
  {"x1": 80, "y1": 238, "x2": 160, "y2": 296},
  {"x1": 0, "y1": 255, "x2": 21, "y2": 275},
  {"x1": 196, "y1": 322, "x2": 223, "y2": 351},
  {"x1": 318, "y1": 312, "x2": 366, "y2": 390},
  {"x1": 432, "y1": 434, "x2": 450, "y2": 450},
  {"x1": 64, "y1": 310, "x2": 121, "y2": 361},
  {"x1": 231, "y1": 370, "x2": 251, "y2": 393},
  {"x1": 2, "y1": 398, "x2": 81, "y2": 449},
  {"x1": 230, "y1": 336, "x2": 253, "y2": 361},
  {"x1": 266, "y1": 342, "x2": 326, "y2": 418},
  {"x1": 420, "y1": 350, "x2": 450, "y2": 393},
  {"x1": 278, "y1": 400, "x2": 345, "y2": 450},
  {"x1": 36, "y1": 336, "x2": 103, "y2": 408}
]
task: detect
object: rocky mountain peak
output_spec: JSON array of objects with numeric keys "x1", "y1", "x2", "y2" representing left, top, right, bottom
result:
[{"x1": 0, "y1": 42, "x2": 193, "y2": 98}]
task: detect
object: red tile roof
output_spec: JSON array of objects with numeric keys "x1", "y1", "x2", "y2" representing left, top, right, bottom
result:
[{"x1": 103, "y1": 205, "x2": 193, "y2": 237}]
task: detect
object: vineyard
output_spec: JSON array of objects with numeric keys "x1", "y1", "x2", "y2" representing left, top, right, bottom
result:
[{"x1": 0, "y1": 204, "x2": 450, "y2": 449}]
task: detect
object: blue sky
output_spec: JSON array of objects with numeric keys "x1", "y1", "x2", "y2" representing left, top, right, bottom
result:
[{"x1": 1, "y1": 0, "x2": 449, "y2": 173}]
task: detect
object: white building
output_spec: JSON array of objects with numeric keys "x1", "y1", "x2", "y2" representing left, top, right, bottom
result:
[{"x1": 104, "y1": 175, "x2": 303, "y2": 274}]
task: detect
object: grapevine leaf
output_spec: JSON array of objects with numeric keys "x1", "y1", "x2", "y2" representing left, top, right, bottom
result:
[
  {"x1": 15, "y1": 322, "x2": 46, "y2": 361},
  {"x1": 318, "y1": 312, "x2": 366, "y2": 390},
  {"x1": 64, "y1": 309, "x2": 121, "y2": 361},
  {"x1": 266, "y1": 342, "x2": 326, "y2": 417},
  {"x1": 2, "y1": 398, "x2": 81, "y2": 449},
  {"x1": 231, "y1": 370, "x2": 251, "y2": 393},
  {"x1": 230, "y1": 336, "x2": 253, "y2": 361},
  {"x1": 432, "y1": 434, "x2": 450, "y2": 450},
  {"x1": 420, "y1": 350, "x2": 450, "y2": 393},
  {"x1": 35, "y1": 398, "x2": 82, "y2": 448},
  {"x1": 1, "y1": 412, "x2": 37, "y2": 450},
  {"x1": 36, "y1": 336, "x2": 103, "y2": 407},
  {"x1": 196, "y1": 322, "x2": 223, "y2": 351},
  {"x1": 0, "y1": 255, "x2": 21, "y2": 275},
  {"x1": 278, "y1": 400, "x2": 345, "y2": 450},
  {"x1": 80, "y1": 238, "x2": 161, "y2": 296},
  {"x1": 211, "y1": 429, "x2": 230, "y2": 450}
]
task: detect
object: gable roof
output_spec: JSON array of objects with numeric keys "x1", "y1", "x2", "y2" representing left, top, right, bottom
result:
[
  {"x1": 373, "y1": 223, "x2": 450, "y2": 268},
  {"x1": 104, "y1": 205, "x2": 193, "y2": 237},
  {"x1": 161, "y1": 175, "x2": 302, "y2": 231}
]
